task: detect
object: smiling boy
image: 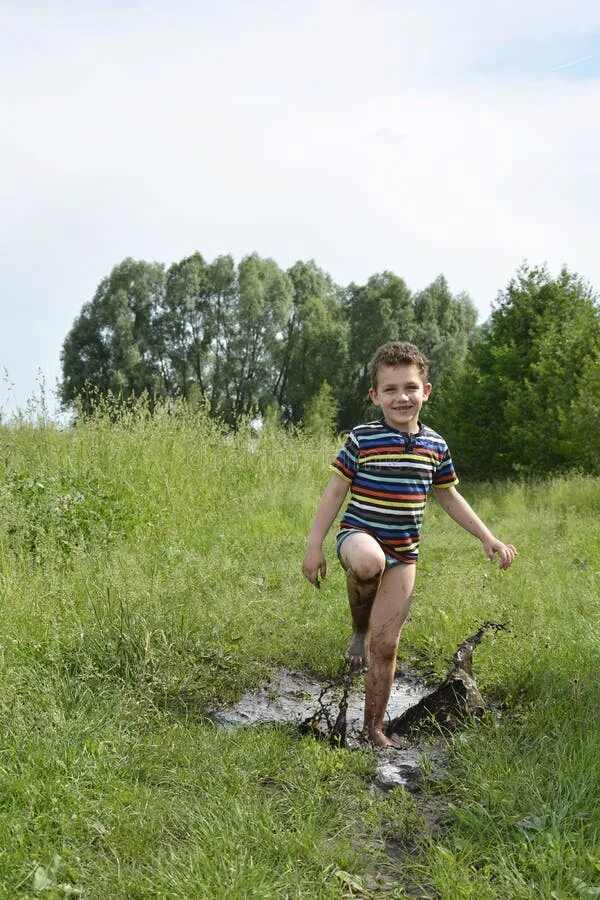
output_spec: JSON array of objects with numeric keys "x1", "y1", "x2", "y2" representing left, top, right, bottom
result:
[{"x1": 301, "y1": 341, "x2": 517, "y2": 748}]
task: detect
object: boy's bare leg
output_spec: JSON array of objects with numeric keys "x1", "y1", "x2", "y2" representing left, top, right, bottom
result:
[
  {"x1": 363, "y1": 563, "x2": 415, "y2": 748},
  {"x1": 344, "y1": 568, "x2": 381, "y2": 669},
  {"x1": 339, "y1": 534, "x2": 385, "y2": 670}
]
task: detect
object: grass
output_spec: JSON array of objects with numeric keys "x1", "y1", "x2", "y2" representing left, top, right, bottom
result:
[{"x1": 0, "y1": 402, "x2": 599, "y2": 897}]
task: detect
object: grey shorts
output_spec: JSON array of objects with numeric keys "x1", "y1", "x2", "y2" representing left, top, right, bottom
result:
[{"x1": 335, "y1": 528, "x2": 405, "y2": 570}]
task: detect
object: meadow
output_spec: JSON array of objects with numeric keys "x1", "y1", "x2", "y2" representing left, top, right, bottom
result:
[{"x1": 0, "y1": 404, "x2": 599, "y2": 898}]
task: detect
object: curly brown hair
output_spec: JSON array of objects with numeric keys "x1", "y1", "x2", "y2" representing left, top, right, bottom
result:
[{"x1": 368, "y1": 341, "x2": 429, "y2": 388}]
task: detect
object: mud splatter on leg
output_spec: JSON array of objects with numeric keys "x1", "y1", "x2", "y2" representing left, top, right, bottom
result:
[{"x1": 345, "y1": 568, "x2": 383, "y2": 671}]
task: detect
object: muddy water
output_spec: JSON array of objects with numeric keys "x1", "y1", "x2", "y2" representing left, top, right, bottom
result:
[{"x1": 211, "y1": 666, "x2": 436, "y2": 790}]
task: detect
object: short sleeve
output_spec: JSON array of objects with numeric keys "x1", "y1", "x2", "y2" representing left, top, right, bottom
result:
[
  {"x1": 432, "y1": 446, "x2": 459, "y2": 488},
  {"x1": 330, "y1": 430, "x2": 359, "y2": 483}
]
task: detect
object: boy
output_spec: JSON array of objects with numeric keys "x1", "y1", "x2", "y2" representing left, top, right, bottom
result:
[{"x1": 301, "y1": 341, "x2": 517, "y2": 748}]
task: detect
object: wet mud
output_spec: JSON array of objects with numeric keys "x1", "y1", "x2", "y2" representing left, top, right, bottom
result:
[
  {"x1": 211, "y1": 665, "x2": 426, "y2": 738},
  {"x1": 211, "y1": 622, "x2": 505, "y2": 793},
  {"x1": 211, "y1": 664, "x2": 434, "y2": 789}
]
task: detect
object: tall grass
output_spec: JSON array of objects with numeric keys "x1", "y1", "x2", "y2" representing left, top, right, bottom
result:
[{"x1": 0, "y1": 401, "x2": 599, "y2": 897}]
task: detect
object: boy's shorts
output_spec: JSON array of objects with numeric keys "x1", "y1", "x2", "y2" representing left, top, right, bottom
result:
[{"x1": 335, "y1": 529, "x2": 404, "y2": 570}]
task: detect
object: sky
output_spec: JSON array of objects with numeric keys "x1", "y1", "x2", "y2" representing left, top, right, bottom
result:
[{"x1": 2, "y1": 0, "x2": 600, "y2": 414}]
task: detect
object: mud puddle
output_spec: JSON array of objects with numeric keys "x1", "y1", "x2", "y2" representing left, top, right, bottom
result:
[
  {"x1": 210, "y1": 624, "x2": 505, "y2": 793},
  {"x1": 211, "y1": 665, "x2": 437, "y2": 789}
]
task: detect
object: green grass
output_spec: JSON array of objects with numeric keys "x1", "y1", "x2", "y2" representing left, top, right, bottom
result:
[{"x1": 0, "y1": 403, "x2": 599, "y2": 897}]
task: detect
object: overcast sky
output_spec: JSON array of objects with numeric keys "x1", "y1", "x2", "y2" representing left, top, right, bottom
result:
[{"x1": 2, "y1": 1, "x2": 600, "y2": 414}]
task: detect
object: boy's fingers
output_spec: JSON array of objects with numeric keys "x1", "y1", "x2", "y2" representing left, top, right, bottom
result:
[
  {"x1": 304, "y1": 568, "x2": 321, "y2": 588},
  {"x1": 312, "y1": 563, "x2": 326, "y2": 589},
  {"x1": 499, "y1": 544, "x2": 517, "y2": 569},
  {"x1": 486, "y1": 542, "x2": 517, "y2": 569}
]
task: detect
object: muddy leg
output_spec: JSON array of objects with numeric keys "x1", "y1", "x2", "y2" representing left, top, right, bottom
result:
[
  {"x1": 364, "y1": 564, "x2": 415, "y2": 748},
  {"x1": 345, "y1": 568, "x2": 382, "y2": 670},
  {"x1": 338, "y1": 534, "x2": 386, "y2": 671}
]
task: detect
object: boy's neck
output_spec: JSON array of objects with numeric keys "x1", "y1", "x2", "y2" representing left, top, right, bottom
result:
[{"x1": 382, "y1": 415, "x2": 421, "y2": 435}]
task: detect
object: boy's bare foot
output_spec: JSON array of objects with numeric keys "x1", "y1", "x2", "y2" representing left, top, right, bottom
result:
[
  {"x1": 359, "y1": 728, "x2": 410, "y2": 749},
  {"x1": 345, "y1": 631, "x2": 368, "y2": 671},
  {"x1": 368, "y1": 728, "x2": 395, "y2": 748}
]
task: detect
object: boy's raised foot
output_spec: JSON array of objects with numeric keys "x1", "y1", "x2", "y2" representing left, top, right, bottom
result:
[{"x1": 345, "y1": 632, "x2": 368, "y2": 671}]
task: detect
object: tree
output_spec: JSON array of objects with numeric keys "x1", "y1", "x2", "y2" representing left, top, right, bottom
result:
[
  {"x1": 155, "y1": 253, "x2": 238, "y2": 412},
  {"x1": 341, "y1": 272, "x2": 415, "y2": 426},
  {"x1": 302, "y1": 380, "x2": 339, "y2": 437},
  {"x1": 339, "y1": 272, "x2": 477, "y2": 429},
  {"x1": 206, "y1": 255, "x2": 238, "y2": 416},
  {"x1": 60, "y1": 258, "x2": 166, "y2": 412},
  {"x1": 221, "y1": 254, "x2": 293, "y2": 423},
  {"x1": 438, "y1": 264, "x2": 600, "y2": 478},
  {"x1": 563, "y1": 349, "x2": 600, "y2": 472},
  {"x1": 157, "y1": 252, "x2": 214, "y2": 400},
  {"x1": 412, "y1": 276, "x2": 478, "y2": 381},
  {"x1": 276, "y1": 261, "x2": 348, "y2": 425}
]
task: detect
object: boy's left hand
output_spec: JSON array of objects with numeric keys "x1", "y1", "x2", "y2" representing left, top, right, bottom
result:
[{"x1": 482, "y1": 537, "x2": 517, "y2": 570}]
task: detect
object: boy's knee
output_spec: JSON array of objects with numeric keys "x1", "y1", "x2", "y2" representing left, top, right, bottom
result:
[
  {"x1": 371, "y1": 633, "x2": 399, "y2": 661},
  {"x1": 347, "y1": 553, "x2": 385, "y2": 583}
]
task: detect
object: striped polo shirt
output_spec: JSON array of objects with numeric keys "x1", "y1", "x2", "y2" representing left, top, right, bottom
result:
[{"x1": 330, "y1": 419, "x2": 459, "y2": 564}]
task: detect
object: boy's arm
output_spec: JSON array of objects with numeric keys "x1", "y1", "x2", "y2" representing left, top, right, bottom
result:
[
  {"x1": 432, "y1": 485, "x2": 517, "y2": 570},
  {"x1": 302, "y1": 473, "x2": 350, "y2": 588}
]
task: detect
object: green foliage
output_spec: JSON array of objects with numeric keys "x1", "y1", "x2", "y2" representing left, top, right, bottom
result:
[
  {"x1": 277, "y1": 260, "x2": 349, "y2": 425},
  {"x1": 341, "y1": 271, "x2": 415, "y2": 425},
  {"x1": 61, "y1": 252, "x2": 295, "y2": 425},
  {"x1": 157, "y1": 251, "x2": 222, "y2": 400},
  {"x1": 302, "y1": 380, "x2": 339, "y2": 437},
  {"x1": 61, "y1": 253, "x2": 478, "y2": 433},
  {"x1": 341, "y1": 272, "x2": 478, "y2": 428},
  {"x1": 563, "y1": 349, "x2": 600, "y2": 471},
  {"x1": 228, "y1": 253, "x2": 294, "y2": 421},
  {"x1": 413, "y1": 275, "x2": 478, "y2": 381},
  {"x1": 437, "y1": 264, "x2": 600, "y2": 478},
  {"x1": 60, "y1": 258, "x2": 166, "y2": 411}
]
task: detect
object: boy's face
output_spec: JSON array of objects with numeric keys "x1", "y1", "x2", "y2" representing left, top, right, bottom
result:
[{"x1": 369, "y1": 363, "x2": 432, "y2": 432}]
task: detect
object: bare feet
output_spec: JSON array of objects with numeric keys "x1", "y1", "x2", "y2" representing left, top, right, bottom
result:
[
  {"x1": 362, "y1": 728, "x2": 410, "y2": 749},
  {"x1": 368, "y1": 728, "x2": 395, "y2": 748},
  {"x1": 345, "y1": 631, "x2": 368, "y2": 671}
]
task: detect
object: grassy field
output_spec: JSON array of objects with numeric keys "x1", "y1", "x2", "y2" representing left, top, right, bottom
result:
[{"x1": 0, "y1": 404, "x2": 599, "y2": 898}]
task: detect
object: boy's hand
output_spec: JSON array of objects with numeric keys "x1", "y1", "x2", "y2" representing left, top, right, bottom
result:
[
  {"x1": 482, "y1": 536, "x2": 517, "y2": 570},
  {"x1": 302, "y1": 546, "x2": 327, "y2": 588}
]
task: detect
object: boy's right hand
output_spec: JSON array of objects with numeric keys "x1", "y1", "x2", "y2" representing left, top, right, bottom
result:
[{"x1": 302, "y1": 546, "x2": 327, "y2": 588}]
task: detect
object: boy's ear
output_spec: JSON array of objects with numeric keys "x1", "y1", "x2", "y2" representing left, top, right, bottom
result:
[
  {"x1": 368, "y1": 386, "x2": 380, "y2": 406},
  {"x1": 423, "y1": 382, "x2": 433, "y2": 401}
]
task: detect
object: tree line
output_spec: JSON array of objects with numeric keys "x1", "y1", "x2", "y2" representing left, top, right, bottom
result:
[
  {"x1": 60, "y1": 253, "x2": 477, "y2": 427},
  {"x1": 60, "y1": 253, "x2": 600, "y2": 478}
]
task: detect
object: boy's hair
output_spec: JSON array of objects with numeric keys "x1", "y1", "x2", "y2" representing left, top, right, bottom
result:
[{"x1": 368, "y1": 341, "x2": 430, "y2": 388}]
